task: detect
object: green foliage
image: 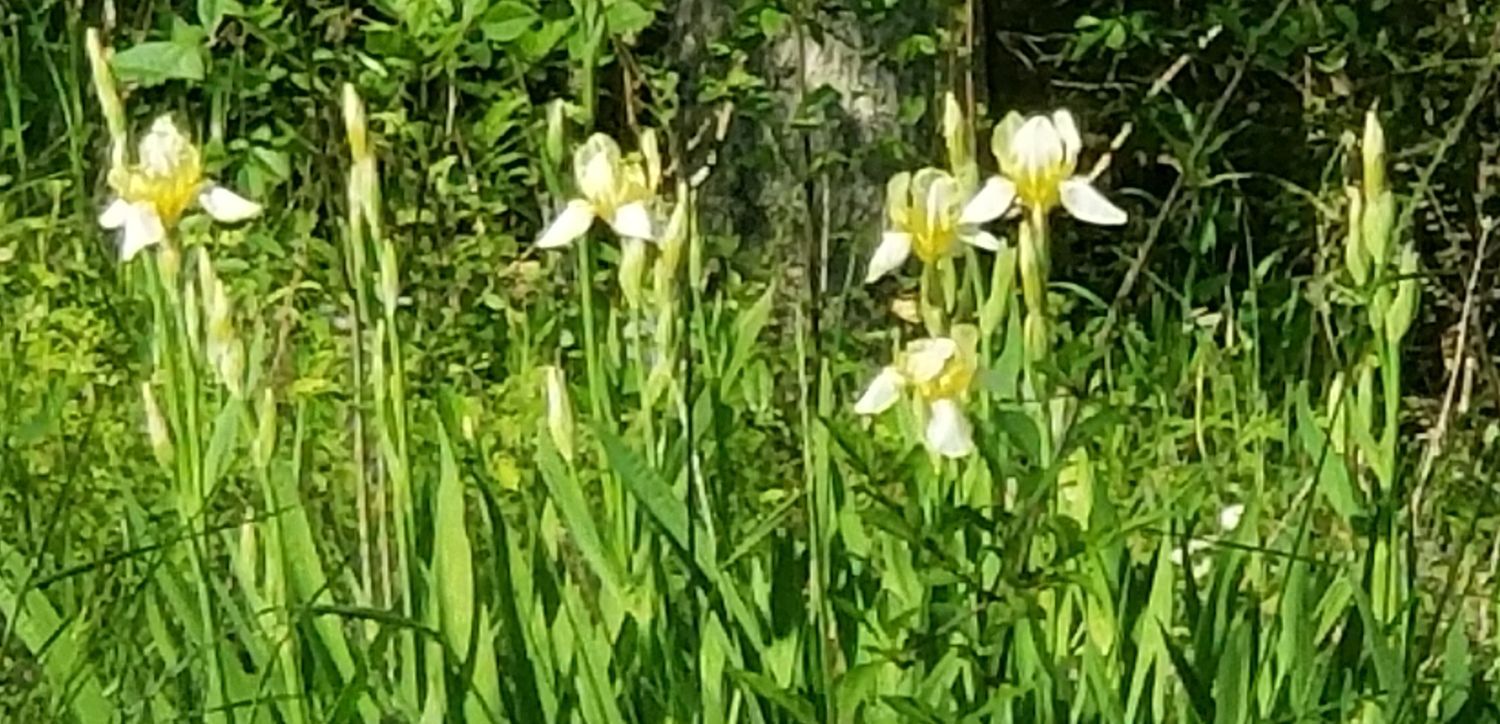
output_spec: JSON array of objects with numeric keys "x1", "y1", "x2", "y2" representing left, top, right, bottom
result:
[{"x1": 3, "y1": 0, "x2": 1500, "y2": 722}]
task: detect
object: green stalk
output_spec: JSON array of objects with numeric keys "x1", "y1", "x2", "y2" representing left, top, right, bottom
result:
[{"x1": 146, "y1": 253, "x2": 227, "y2": 723}]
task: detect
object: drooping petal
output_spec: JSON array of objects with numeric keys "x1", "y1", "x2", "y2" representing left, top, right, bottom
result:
[
  {"x1": 120, "y1": 203, "x2": 165, "y2": 261},
  {"x1": 960, "y1": 176, "x2": 1017, "y2": 225},
  {"x1": 608, "y1": 200, "x2": 654, "y2": 241},
  {"x1": 925, "y1": 399, "x2": 975, "y2": 458},
  {"x1": 198, "y1": 184, "x2": 262, "y2": 223},
  {"x1": 854, "y1": 366, "x2": 905, "y2": 415},
  {"x1": 962, "y1": 229, "x2": 1002, "y2": 252},
  {"x1": 537, "y1": 199, "x2": 597, "y2": 248},
  {"x1": 1052, "y1": 109, "x2": 1081, "y2": 168},
  {"x1": 99, "y1": 198, "x2": 132, "y2": 229},
  {"x1": 864, "y1": 231, "x2": 912, "y2": 283},
  {"x1": 1218, "y1": 503, "x2": 1245, "y2": 532},
  {"x1": 903, "y1": 338, "x2": 957, "y2": 383},
  {"x1": 1059, "y1": 177, "x2": 1128, "y2": 226}
]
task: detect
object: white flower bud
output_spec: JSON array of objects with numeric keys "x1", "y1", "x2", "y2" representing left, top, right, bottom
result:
[
  {"x1": 542, "y1": 366, "x2": 576, "y2": 464},
  {"x1": 141, "y1": 382, "x2": 173, "y2": 469}
]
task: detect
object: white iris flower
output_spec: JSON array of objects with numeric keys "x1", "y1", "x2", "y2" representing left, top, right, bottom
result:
[
  {"x1": 963, "y1": 109, "x2": 1127, "y2": 228},
  {"x1": 98, "y1": 115, "x2": 262, "y2": 261},
  {"x1": 537, "y1": 133, "x2": 655, "y2": 248},
  {"x1": 864, "y1": 168, "x2": 1007, "y2": 284},
  {"x1": 854, "y1": 324, "x2": 980, "y2": 458}
]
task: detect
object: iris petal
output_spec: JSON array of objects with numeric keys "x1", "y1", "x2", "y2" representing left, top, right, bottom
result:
[
  {"x1": 925, "y1": 399, "x2": 975, "y2": 458},
  {"x1": 120, "y1": 203, "x2": 166, "y2": 261},
  {"x1": 537, "y1": 200, "x2": 597, "y2": 248},
  {"x1": 854, "y1": 366, "x2": 905, "y2": 415},
  {"x1": 865, "y1": 232, "x2": 912, "y2": 283},
  {"x1": 608, "y1": 201, "x2": 654, "y2": 241},
  {"x1": 198, "y1": 185, "x2": 262, "y2": 223},
  {"x1": 1059, "y1": 178, "x2": 1128, "y2": 226},
  {"x1": 960, "y1": 176, "x2": 1018, "y2": 225}
]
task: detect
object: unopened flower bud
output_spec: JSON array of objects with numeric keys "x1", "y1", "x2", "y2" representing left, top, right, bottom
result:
[
  {"x1": 545, "y1": 100, "x2": 567, "y2": 170},
  {"x1": 1327, "y1": 371, "x2": 1351, "y2": 454},
  {"x1": 1344, "y1": 187, "x2": 1368, "y2": 286},
  {"x1": 943, "y1": 92, "x2": 977, "y2": 193},
  {"x1": 980, "y1": 243, "x2": 1017, "y2": 336},
  {"x1": 342, "y1": 84, "x2": 368, "y2": 162},
  {"x1": 640, "y1": 128, "x2": 662, "y2": 194},
  {"x1": 218, "y1": 339, "x2": 246, "y2": 398},
  {"x1": 253, "y1": 389, "x2": 276, "y2": 469},
  {"x1": 618, "y1": 237, "x2": 649, "y2": 309},
  {"x1": 85, "y1": 29, "x2": 127, "y2": 168},
  {"x1": 542, "y1": 366, "x2": 576, "y2": 463},
  {"x1": 1362, "y1": 109, "x2": 1386, "y2": 201},
  {"x1": 1362, "y1": 189, "x2": 1395, "y2": 269},
  {"x1": 1386, "y1": 245, "x2": 1419, "y2": 342},
  {"x1": 237, "y1": 510, "x2": 259, "y2": 591},
  {"x1": 379, "y1": 239, "x2": 399, "y2": 318},
  {"x1": 141, "y1": 382, "x2": 173, "y2": 469}
]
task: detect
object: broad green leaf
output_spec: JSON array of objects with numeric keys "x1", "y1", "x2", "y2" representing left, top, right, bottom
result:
[
  {"x1": 111, "y1": 40, "x2": 206, "y2": 85},
  {"x1": 723, "y1": 282, "x2": 776, "y2": 391},
  {"x1": 597, "y1": 426, "x2": 688, "y2": 552},
  {"x1": 0, "y1": 542, "x2": 117, "y2": 724},
  {"x1": 481, "y1": 1, "x2": 539, "y2": 43},
  {"x1": 606, "y1": 0, "x2": 655, "y2": 36}
]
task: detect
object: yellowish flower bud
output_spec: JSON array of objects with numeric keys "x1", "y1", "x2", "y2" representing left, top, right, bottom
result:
[
  {"x1": 238, "y1": 511, "x2": 259, "y2": 592},
  {"x1": 545, "y1": 99, "x2": 567, "y2": 170},
  {"x1": 218, "y1": 339, "x2": 246, "y2": 398},
  {"x1": 640, "y1": 128, "x2": 662, "y2": 195},
  {"x1": 342, "y1": 84, "x2": 368, "y2": 162},
  {"x1": 1386, "y1": 245, "x2": 1419, "y2": 342},
  {"x1": 1362, "y1": 189, "x2": 1395, "y2": 269},
  {"x1": 379, "y1": 239, "x2": 399, "y2": 318},
  {"x1": 619, "y1": 237, "x2": 649, "y2": 309},
  {"x1": 943, "y1": 92, "x2": 977, "y2": 193},
  {"x1": 542, "y1": 366, "x2": 576, "y2": 464},
  {"x1": 980, "y1": 243, "x2": 1017, "y2": 336},
  {"x1": 652, "y1": 189, "x2": 689, "y2": 311},
  {"x1": 253, "y1": 389, "x2": 276, "y2": 469},
  {"x1": 1326, "y1": 372, "x2": 1348, "y2": 454},
  {"x1": 85, "y1": 29, "x2": 127, "y2": 168},
  {"x1": 141, "y1": 382, "x2": 173, "y2": 469},
  {"x1": 1344, "y1": 186, "x2": 1368, "y2": 286}
]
